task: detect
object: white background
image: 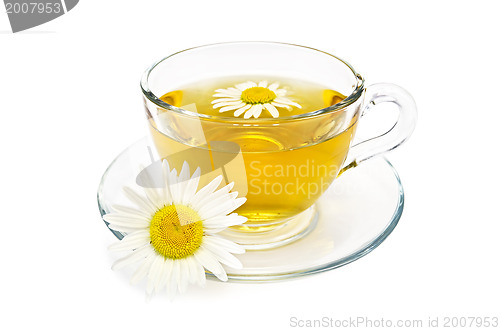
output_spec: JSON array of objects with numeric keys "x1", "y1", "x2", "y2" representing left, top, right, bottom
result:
[{"x1": 1, "y1": 1, "x2": 499, "y2": 330}]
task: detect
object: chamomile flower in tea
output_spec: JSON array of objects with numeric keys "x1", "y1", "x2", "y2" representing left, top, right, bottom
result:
[{"x1": 212, "y1": 80, "x2": 301, "y2": 119}]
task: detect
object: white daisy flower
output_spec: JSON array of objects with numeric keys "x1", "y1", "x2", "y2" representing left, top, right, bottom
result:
[
  {"x1": 212, "y1": 80, "x2": 302, "y2": 119},
  {"x1": 104, "y1": 160, "x2": 247, "y2": 299}
]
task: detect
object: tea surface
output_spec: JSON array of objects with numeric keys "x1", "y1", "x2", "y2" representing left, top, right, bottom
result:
[
  {"x1": 150, "y1": 76, "x2": 358, "y2": 230},
  {"x1": 159, "y1": 75, "x2": 345, "y2": 119}
]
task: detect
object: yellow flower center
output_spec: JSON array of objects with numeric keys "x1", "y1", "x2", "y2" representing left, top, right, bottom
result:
[
  {"x1": 241, "y1": 87, "x2": 276, "y2": 104},
  {"x1": 149, "y1": 205, "x2": 203, "y2": 259}
]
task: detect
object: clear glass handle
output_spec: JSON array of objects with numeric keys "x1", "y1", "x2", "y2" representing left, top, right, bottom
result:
[{"x1": 340, "y1": 83, "x2": 417, "y2": 174}]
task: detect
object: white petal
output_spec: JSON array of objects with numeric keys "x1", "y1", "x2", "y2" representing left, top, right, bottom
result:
[
  {"x1": 106, "y1": 217, "x2": 150, "y2": 232},
  {"x1": 194, "y1": 259, "x2": 206, "y2": 287},
  {"x1": 202, "y1": 227, "x2": 226, "y2": 234},
  {"x1": 111, "y1": 246, "x2": 154, "y2": 270},
  {"x1": 274, "y1": 97, "x2": 302, "y2": 108},
  {"x1": 192, "y1": 181, "x2": 234, "y2": 211},
  {"x1": 204, "y1": 214, "x2": 247, "y2": 229},
  {"x1": 167, "y1": 259, "x2": 180, "y2": 299},
  {"x1": 216, "y1": 197, "x2": 247, "y2": 217},
  {"x1": 228, "y1": 197, "x2": 247, "y2": 214},
  {"x1": 190, "y1": 175, "x2": 223, "y2": 209},
  {"x1": 193, "y1": 247, "x2": 228, "y2": 282},
  {"x1": 111, "y1": 205, "x2": 151, "y2": 218},
  {"x1": 244, "y1": 106, "x2": 255, "y2": 119},
  {"x1": 258, "y1": 80, "x2": 268, "y2": 88},
  {"x1": 108, "y1": 230, "x2": 150, "y2": 252},
  {"x1": 203, "y1": 214, "x2": 247, "y2": 234},
  {"x1": 146, "y1": 255, "x2": 164, "y2": 295},
  {"x1": 107, "y1": 224, "x2": 143, "y2": 233},
  {"x1": 168, "y1": 168, "x2": 182, "y2": 204},
  {"x1": 202, "y1": 240, "x2": 243, "y2": 269},
  {"x1": 272, "y1": 102, "x2": 292, "y2": 110},
  {"x1": 213, "y1": 101, "x2": 243, "y2": 109},
  {"x1": 182, "y1": 167, "x2": 201, "y2": 204},
  {"x1": 155, "y1": 188, "x2": 171, "y2": 206},
  {"x1": 213, "y1": 100, "x2": 241, "y2": 107},
  {"x1": 138, "y1": 165, "x2": 162, "y2": 208},
  {"x1": 184, "y1": 256, "x2": 198, "y2": 285},
  {"x1": 236, "y1": 81, "x2": 257, "y2": 91},
  {"x1": 106, "y1": 225, "x2": 129, "y2": 233},
  {"x1": 264, "y1": 103, "x2": 280, "y2": 118},
  {"x1": 214, "y1": 88, "x2": 241, "y2": 95},
  {"x1": 211, "y1": 96, "x2": 240, "y2": 103},
  {"x1": 212, "y1": 94, "x2": 240, "y2": 99},
  {"x1": 178, "y1": 257, "x2": 190, "y2": 288},
  {"x1": 168, "y1": 168, "x2": 178, "y2": 185},
  {"x1": 123, "y1": 187, "x2": 157, "y2": 214},
  {"x1": 161, "y1": 160, "x2": 173, "y2": 204},
  {"x1": 177, "y1": 262, "x2": 190, "y2": 293},
  {"x1": 234, "y1": 104, "x2": 252, "y2": 117},
  {"x1": 268, "y1": 82, "x2": 280, "y2": 91},
  {"x1": 197, "y1": 192, "x2": 238, "y2": 217},
  {"x1": 104, "y1": 212, "x2": 149, "y2": 222},
  {"x1": 198, "y1": 197, "x2": 246, "y2": 220},
  {"x1": 157, "y1": 258, "x2": 173, "y2": 292},
  {"x1": 153, "y1": 257, "x2": 168, "y2": 292},
  {"x1": 210, "y1": 181, "x2": 236, "y2": 200},
  {"x1": 177, "y1": 161, "x2": 190, "y2": 193},
  {"x1": 252, "y1": 104, "x2": 263, "y2": 118},
  {"x1": 203, "y1": 236, "x2": 245, "y2": 254},
  {"x1": 201, "y1": 182, "x2": 235, "y2": 204},
  {"x1": 130, "y1": 253, "x2": 155, "y2": 285},
  {"x1": 212, "y1": 98, "x2": 241, "y2": 104},
  {"x1": 275, "y1": 89, "x2": 287, "y2": 96},
  {"x1": 219, "y1": 103, "x2": 247, "y2": 113},
  {"x1": 103, "y1": 213, "x2": 150, "y2": 229}
]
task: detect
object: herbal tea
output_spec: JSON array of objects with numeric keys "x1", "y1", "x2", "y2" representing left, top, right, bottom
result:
[{"x1": 148, "y1": 76, "x2": 359, "y2": 231}]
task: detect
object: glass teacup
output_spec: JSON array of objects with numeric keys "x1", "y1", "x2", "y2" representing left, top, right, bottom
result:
[{"x1": 141, "y1": 42, "x2": 417, "y2": 249}]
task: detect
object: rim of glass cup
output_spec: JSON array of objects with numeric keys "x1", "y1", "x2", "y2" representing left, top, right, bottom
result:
[{"x1": 140, "y1": 41, "x2": 365, "y2": 123}]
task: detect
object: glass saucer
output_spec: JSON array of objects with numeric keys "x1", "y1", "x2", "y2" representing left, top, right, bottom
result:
[{"x1": 97, "y1": 138, "x2": 404, "y2": 282}]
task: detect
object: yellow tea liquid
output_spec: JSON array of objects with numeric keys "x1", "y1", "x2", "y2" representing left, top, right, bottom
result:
[{"x1": 149, "y1": 76, "x2": 359, "y2": 231}]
